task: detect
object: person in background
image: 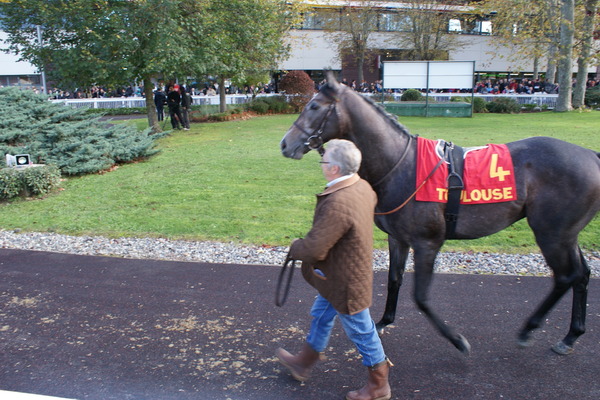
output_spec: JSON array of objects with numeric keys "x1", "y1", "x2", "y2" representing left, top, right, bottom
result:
[
  {"x1": 276, "y1": 139, "x2": 392, "y2": 400},
  {"x1": 166, "y1": 85, "x2": 183, "y2": 130},
  {"x1": 153, "y1": 87, "x2": 166, "y2": 121},
  {"x1": 180, "y1": 86, "x2": 192, "y2": 131}
]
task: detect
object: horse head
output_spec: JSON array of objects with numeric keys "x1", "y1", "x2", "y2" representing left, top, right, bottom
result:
[{"x1": 280, "y1": 71, "x2": 348, "y2": 159}]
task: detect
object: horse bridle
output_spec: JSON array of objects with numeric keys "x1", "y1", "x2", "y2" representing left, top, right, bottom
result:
[{"x1": 292, "y1": 98, "x2": 339, "y2": 156}]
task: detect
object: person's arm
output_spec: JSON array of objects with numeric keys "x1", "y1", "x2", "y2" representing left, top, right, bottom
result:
[{"x1": 289, "y1": 202, "x2": 348, "y2": 265}]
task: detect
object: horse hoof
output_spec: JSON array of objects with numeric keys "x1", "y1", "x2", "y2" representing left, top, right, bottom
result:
[
  {"x1": 551, "y1": 341, "x2": 574, "y2": 355},
  {"x1": 456, "y1": 334, "x2": 471, "y2": 355}
]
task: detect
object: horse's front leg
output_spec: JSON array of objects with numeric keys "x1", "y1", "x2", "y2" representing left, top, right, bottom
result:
[
  {"x1": 413, "y1": 245, "x2": 471, "y2": 355},
  {"x1": 376, "y1": 235, "x2": 409, "y2": 334}
]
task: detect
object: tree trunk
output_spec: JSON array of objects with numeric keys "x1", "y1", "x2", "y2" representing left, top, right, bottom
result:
[
  {"x1": 546, "y1": 43, "x2": 557, "y2": 83},
  {"x1": 357, "y1": 51, "x2": 365, "y2": 87},
  {"x1": 144, "y1": 76, "x2": 160, "y2": 133},
  {"x1": 572, "y1": 0, "x2": 598, "y2": 108},
  {"x1": 555, "y1": 0, "x2": 575, "y2": 112},
  {"x1": 218, "y1": 76, "x2": 227, "y2": 113}
]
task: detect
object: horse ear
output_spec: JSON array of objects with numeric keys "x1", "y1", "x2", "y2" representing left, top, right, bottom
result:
[{"x1": 324, "y1": 70, "x2": 340, "y2": 89}]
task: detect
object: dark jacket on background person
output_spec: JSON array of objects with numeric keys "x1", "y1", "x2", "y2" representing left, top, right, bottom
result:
[
  {"x1": 289, "y1": 174, "x2": 377, "y2": 315},
  {"x1": 167, "y1": 89, "x2": 181, "y2": 109}
]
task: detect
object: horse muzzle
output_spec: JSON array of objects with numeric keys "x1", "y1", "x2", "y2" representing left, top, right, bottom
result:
[{"x1": 280, "y1": 136, "x2": 308, "y2": 160}]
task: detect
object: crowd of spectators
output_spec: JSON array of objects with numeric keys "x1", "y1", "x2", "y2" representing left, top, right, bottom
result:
[
  {"x1": 41, "y1": 82, "x2": 278, "y2": 100},
  {"x1": 10, "y1": 75, "x2": 600, "y2": 99}
]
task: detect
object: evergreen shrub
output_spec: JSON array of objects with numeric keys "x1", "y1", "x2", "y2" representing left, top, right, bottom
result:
[
  {"x1": 401, "y1": 89, "x2": 423, "y2": 101},
  {"x1": 0, "y1": 165, "x2": 61, "y2": 200},
  {"x1": 0, "y1": 87, "x2": 165, "y2": 176},
  {"x1": 584, "y1": 85, "x2": 600, "y2": 107},
  {"x1": 279, "y1": 71, "x2": 316, "y2": 112},
  {"x1": 486, "y1": 97, "x2": 521, "y2": 113}
]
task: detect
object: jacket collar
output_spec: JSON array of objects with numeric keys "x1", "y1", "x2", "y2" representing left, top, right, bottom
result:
[{"x1": 318, "y1": 174, "x2": 360, "y2": 197}]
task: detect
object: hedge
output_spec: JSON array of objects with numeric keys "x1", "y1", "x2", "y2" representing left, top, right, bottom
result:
[{"x1": 0, "y1": 165, "x2": 61, "y2": 200}]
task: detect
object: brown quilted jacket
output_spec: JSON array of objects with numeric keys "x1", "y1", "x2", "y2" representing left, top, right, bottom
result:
[{"x1": 289, "y1": 174, "x2": 377, "y2": 315}]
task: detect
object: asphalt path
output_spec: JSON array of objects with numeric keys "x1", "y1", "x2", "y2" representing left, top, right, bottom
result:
[{"x1": 1, "y1": 248, "x2": 599, "y2": 400}]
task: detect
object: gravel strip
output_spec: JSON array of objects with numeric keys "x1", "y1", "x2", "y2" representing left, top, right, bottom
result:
[{"x1": 0, "y1": 230, "x2": 598, "y2": 277}]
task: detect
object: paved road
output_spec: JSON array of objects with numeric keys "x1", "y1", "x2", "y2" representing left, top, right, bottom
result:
[{"x1": 1, "y1": 248, "x2": 599, "y2": 400}]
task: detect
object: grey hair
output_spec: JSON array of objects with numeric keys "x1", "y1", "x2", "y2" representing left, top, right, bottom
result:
[{"x1": 325, "y1": 139, "x2": 362, "y2": 175}]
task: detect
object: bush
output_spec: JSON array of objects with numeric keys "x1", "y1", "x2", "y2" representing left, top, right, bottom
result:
[
  {"x1": 0, "y1": 87, "x2": 164, "y2": 176},
  {"x1": 0, "y1": 168, "x2": 21, "y2": 199},
  {"x1": 0, "y1": 165, "x2": 61, "y2": 200},
  {"x1": 471, "y1": 96, "x2": 488, "y2": 113},
  {"x1": 248, "y1": 100, "x2": 270, "y2": 114},
  {"x1": 279, "y1": 71, "x2": 316, "y2": 112},
  {"x1": 584, "y1": 85, "x2": 600, "y2": 107},
  {"x1": 260, "y1": 95, "x2": 292, "y2": 113},
  {"x1": 486, "y1": 97, "x2": 521, "y2": 113},
  {"x1": 401, "y1": 89, "x2": 423, "y2": 101}
]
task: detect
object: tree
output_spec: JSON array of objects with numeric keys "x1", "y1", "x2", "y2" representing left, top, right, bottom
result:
[
  {"x1": 203, "y1": 0, "x2": 303, "y2": 112},
  {"x1": 555, "y1": 0, "x2": 575, "y2": 112},
  {"x1": 322, "y1": 0, "x2": 380, "y2": 85},
  {"x1": 0, "y1": 0, "x2": 209, "y2": 133},
  {"x1": 392, "y1": 0, "x2": 464, "y2": 61},
  {"x1": 475, "y1": 0, "x2": 599, "y2": 109},
  {"x1": 572, "y1": 0, "x2": 598, "y2": 108},
  {"x1": 475, "y1": 0, "x2": 561, "y2": 80}
]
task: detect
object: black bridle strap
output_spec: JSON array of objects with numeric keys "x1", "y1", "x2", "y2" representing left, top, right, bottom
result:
[
  {"x1": 275, "y1": 253, "x2": 297, "y2": 307},
  {"x1": 371, "y1": 134, "x2": 414, "y2": 188},
  {"x1": 293, "y1": 102, "x2": 337, "y2": 156}
]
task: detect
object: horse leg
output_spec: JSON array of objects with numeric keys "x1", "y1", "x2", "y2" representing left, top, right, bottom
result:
[
  {"x1": 376, "y1": 236, "x2": 409, "y2": 334},
  {"x1": 413, "y1": 246, "x2": 471, "y2": 355},
  {"x1": 553, "y1": 252, "x2": 590, "y2": 354},
  {"x1": 518, "y1": 243, "x2": 590, "y2": 355}
]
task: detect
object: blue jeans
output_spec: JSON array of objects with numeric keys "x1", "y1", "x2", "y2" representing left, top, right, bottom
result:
[{"x1": 306, "y1": 294, "x2": 386, "y2": 367}]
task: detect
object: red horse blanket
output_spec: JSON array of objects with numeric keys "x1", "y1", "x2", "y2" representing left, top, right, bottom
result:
[{"x1": 416, "y1": 137, "x2": 517, "y2": 204}]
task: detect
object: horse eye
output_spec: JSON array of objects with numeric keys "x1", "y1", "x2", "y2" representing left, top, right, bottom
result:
[{"x1": 309, "y1": 102, "x2": 320, "y2": 110}]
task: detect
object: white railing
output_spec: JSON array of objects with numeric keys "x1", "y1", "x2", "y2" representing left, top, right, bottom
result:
[
  {"x1": 51, "y1": 92, "x2": 560, "y2": 110},
  {"x1": 374, "y1": 93, "x2": 558, "y2": 108},
  {"x1": 50, "y1": 94, "x2": 264, "y2": 109}
]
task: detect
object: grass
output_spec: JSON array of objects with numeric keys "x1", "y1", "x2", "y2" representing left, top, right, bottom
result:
[{"x1": 1, "y1": 111, "x2": 598, "y2": 254}]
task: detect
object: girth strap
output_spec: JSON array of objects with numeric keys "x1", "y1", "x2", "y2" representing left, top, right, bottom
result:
[{"x1": 444, "y1": 142, "x2": 464, "y2": 238}]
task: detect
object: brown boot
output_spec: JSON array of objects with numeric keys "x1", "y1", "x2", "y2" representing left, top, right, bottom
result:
[
  {"x1": 345, "y1": 359, "x2": 392, "y2": 400},
  {"x1": 276, "y1": 343, "x2": 321, "y2": 382}
]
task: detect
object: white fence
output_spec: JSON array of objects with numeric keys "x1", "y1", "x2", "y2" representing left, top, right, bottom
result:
[
  {"x1": 51, "y1": 92, "x2": 559, "y2": 110},
  {"x1": 50, "y1": 94, "x2": 262, "y2": 109}
]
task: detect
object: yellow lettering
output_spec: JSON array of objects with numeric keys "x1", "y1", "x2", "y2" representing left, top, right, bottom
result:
[
  {"x1": 503, "y1": 187, "x2": 513, "y2": 200},
  {"x1": 492, "y1": 188, "x2": 502, "y2": 200},
  {"x1": 436, "y1": 188, "x2": 448, "y2": 201},
  {"x1": 490, "y1": 154, "x2": 511, "y2": 182}
]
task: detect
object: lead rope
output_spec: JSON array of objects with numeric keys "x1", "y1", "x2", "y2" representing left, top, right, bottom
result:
[{"x1": 275, "y1": 252, "x2": 297, "y2": 307}]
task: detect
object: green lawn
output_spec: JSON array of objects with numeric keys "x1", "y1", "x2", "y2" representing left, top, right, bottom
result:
[{"x1": 1, "y1": 111, "x2": 598, "y2": 253}]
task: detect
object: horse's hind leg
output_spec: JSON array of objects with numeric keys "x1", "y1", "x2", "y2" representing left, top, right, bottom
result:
[
  {"x1": 553, "y1": 250, "x2": 590, "y2": 354},
  {"x1": 518, "y1": 243, "x2": 590, "y2": 355},
  {"x1": 376, "y1": 236, "x2": 409, "y2": 334},
  {"x1": 413, "y1": 245, "x2": 471, "y2": 355}
]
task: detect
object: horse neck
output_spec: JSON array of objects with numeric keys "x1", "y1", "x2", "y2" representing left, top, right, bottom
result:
[{"x1": 341, "y1": 94, "x2": 413, "y2": 186}]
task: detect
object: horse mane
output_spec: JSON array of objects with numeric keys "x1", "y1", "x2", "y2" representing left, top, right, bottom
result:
[{"x1": 344, "y1": 86, "x2": 417, "y2": 140}]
